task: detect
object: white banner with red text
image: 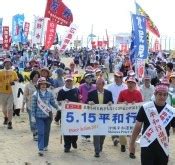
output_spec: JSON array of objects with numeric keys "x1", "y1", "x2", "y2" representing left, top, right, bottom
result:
[{"x1": 59, "y1": 24, "x2": 78, "y2": 54}]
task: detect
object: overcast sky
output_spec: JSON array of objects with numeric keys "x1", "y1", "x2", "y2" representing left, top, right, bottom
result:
[{"x1": 0, "y1": 0, "x2": 175, "y2": 41}]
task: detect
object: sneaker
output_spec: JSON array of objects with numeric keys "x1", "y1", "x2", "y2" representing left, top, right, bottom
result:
[
  {"x1": 121, "y1": 145, "x2": 126, "y2": 152},
  {"x1": 86, "y1": 138, "x2": 91, "y2": 142},
  {"x1": 7, "y1": 122, "x2": 12, "y2": 129},
  {"x1": 113, "y1": 139, "x2": 119, "y2": 146},
  {"x1": 64, "y1": 148, "x2": 70, "y2": 153},
  {"x1": 33, "y1": 134, "x2": 38, "y2": 141},
  {"x1": 3, "y1": 117, "x2": 8, "y2": 125},
  {"x1": 38, "y1": 151, "x2": 44, "y2": 156},
  {"x1": 33, "y1": 136, "x2": 38, "y2": 141},
  {"x1": 94, "y1": 153, "x2": 100, "y2": 157},
  {"x1": 72, "y1": 142, "x2": 77, "y2": 149},
  {"x1": 43, "y1": 147, "x2": 48, "y2": 151}
]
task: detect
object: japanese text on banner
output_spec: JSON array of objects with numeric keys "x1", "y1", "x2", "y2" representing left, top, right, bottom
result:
[
  {"x1": 61, "y1": 102, "x2": 142, "y2": 135},
  {"x1": 132, "y1": 14, "x2": 148, "y2": 59}
]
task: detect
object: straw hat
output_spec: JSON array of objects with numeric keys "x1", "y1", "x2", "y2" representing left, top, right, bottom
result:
[
  {"x1": 114, "y1": 71, "x2": 123, "y2": 77},
  {"x1": 40, "y1": 67, "x2": 52, "y2": 77},
  {"x1": 3, "y1": 58, "x2": 12, "y2": 65}
]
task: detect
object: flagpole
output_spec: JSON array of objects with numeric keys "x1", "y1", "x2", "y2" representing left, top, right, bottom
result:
[
  {"x1": 91, "y1": 24, "x2": 93, "y2": 43},
  {"x1": 105, "y1": 29, "x2": 109, "y2": 48},
  {"x1": 97, "y1": 36, "x2": 99, "y2": 48},
  {"x1": 76, "y1": 35, "x2": 78, "y2": 49},
  {"x1": 112, "y1": 35, "x2": 115, "y2": 47},
  {"x1": 81, "y1": 35, "x2": 83, "y2": 47},
  {"x1": 165, "y1": 37, "x2": 167, "y2": 51},
  {"x1": 86, "y1": 36, "x2": 88, "y2": 48},
  {"x1": 169, "y1": 37, "x2": 171, "y2": 51}
]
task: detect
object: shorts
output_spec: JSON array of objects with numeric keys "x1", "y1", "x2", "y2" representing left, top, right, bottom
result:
[{"x1": 0, "y1": 93, "x2": 14, "y2": 111}]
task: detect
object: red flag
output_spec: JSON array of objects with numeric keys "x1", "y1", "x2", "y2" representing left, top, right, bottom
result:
[
  {"x1": 44, "y1": 20, "x2": 57, "y2": 50},
  {"x1": 97, "y1": 41, "x2": 103, "y2": 47},
  {"x1": 2, "y1": 26, "x2": 10, "y2": 50},
  {"x1": 103, "y1": 41, "x2": 108, "y2": 48},
  {"x1": 121, "y1": 44, "x2": 128, "y2": 53},
  {"x1": 153, "y1": 39, "x2": 161, "y2": 52},
  {"x1": 45, "y1": 0, "x2": 73, "y2": 26}
]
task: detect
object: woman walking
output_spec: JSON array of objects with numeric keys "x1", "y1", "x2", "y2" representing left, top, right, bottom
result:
[
  {"x1": 22, "y1": 70, "x2": 40, "y2": 140},
  {"x1": 31, "y1": 77, "x2": 58, "y2": 156}
]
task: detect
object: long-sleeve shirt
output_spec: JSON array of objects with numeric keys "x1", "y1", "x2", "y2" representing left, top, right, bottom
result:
[
  {"x1": 23, "y1": 82, "x2": 37, "y2": 110},
  {"x1": 78, "y1": 83, "x2": 96, "y2": 103},
  {"x1": 31, "y1": 90, "x2": 58, "y2": 118},
  {"x1": 106, "y1": 82, "x2": 127, "y2": 103},
  {"x1": 57, "y1": 88, "x2": 79, "y2": 102}
]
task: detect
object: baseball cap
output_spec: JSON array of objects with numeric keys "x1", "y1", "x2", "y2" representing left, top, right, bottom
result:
[{"x1": 127, "y1": 77, "x2": 136, "y2": 83}]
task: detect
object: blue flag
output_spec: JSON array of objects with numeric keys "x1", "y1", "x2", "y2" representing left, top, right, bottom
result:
[
  {"x1": 129, "y1": 30, "x2": 136, "y2": 64},
  {"x1": 0, "y1": 18, "x2": 3, "y2": 35},
  {"x1": 131, "y1": 14, "x2": 148, "y2": 60},
  {"x1": 12, "y1": 14, "x2": 25, "y2": 43}
]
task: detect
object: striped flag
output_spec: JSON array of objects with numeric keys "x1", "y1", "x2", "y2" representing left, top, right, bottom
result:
[{"x1": 135, "y1": 2, "x2": 160, "y2": 37}]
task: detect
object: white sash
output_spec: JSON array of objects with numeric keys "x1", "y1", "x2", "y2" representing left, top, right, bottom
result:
[
  {"x1": 140, "y1": 102, "x2": 175, "y2": 156},
  {"x1": 37, "y1": 93, "x2": 52, "y2": 116}
]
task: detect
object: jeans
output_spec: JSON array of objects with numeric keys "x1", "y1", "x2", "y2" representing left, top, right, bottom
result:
[
  {"x1": 36, "y1": 117, "x2": 52, "y2": 151},
  {"x1": 93, "y1": 136, "x2": 105, "y2": 153},
  {"x1": 27, "y1": 108, "x2": 37, "y2": 134}
]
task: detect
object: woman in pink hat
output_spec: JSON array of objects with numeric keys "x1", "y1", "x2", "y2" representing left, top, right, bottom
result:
[{"x1": 31, "y1": 77, "x2": 58, "y2": 156}]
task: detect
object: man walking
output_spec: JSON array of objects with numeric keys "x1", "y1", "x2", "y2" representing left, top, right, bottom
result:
[
  {"x1": 106, "y1": 71, "x2": 127, "y2": 146},
  {"x1": 0, "y1": 58, "x2": 18, "y2": 129},
  {"x1": 118, "y1": 77, "x2": 143, "y2": 153},
  {"x1": 130, "y1": 84, "x2": 175, "y2": 164},
  {"x1": 87, "y1": 77, "x2": 113, "y2": 157}
]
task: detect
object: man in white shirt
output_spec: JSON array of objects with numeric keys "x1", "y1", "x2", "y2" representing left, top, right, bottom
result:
[
  {"x1": 106, "y1": 71, "x2": 127, "y2": 104},
  {"x1": 106, "y1": 71, "x2": 127, "y2": 146},
  {"x1": 140, "y1": 75, "x2": 155, "y2": 102}
]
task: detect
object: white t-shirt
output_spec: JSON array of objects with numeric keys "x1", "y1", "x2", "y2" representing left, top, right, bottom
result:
[
  {"x1": 106, "y1": 82, "x2": 127, "y2": 103},
  {"x1": 140, "y1": 84, "x2": 155, "y2": 102}
]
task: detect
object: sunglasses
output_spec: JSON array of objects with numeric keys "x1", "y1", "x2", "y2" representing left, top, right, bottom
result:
[{"x1": 66, "y1": 80, "x2": 73, "y2": 82}]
